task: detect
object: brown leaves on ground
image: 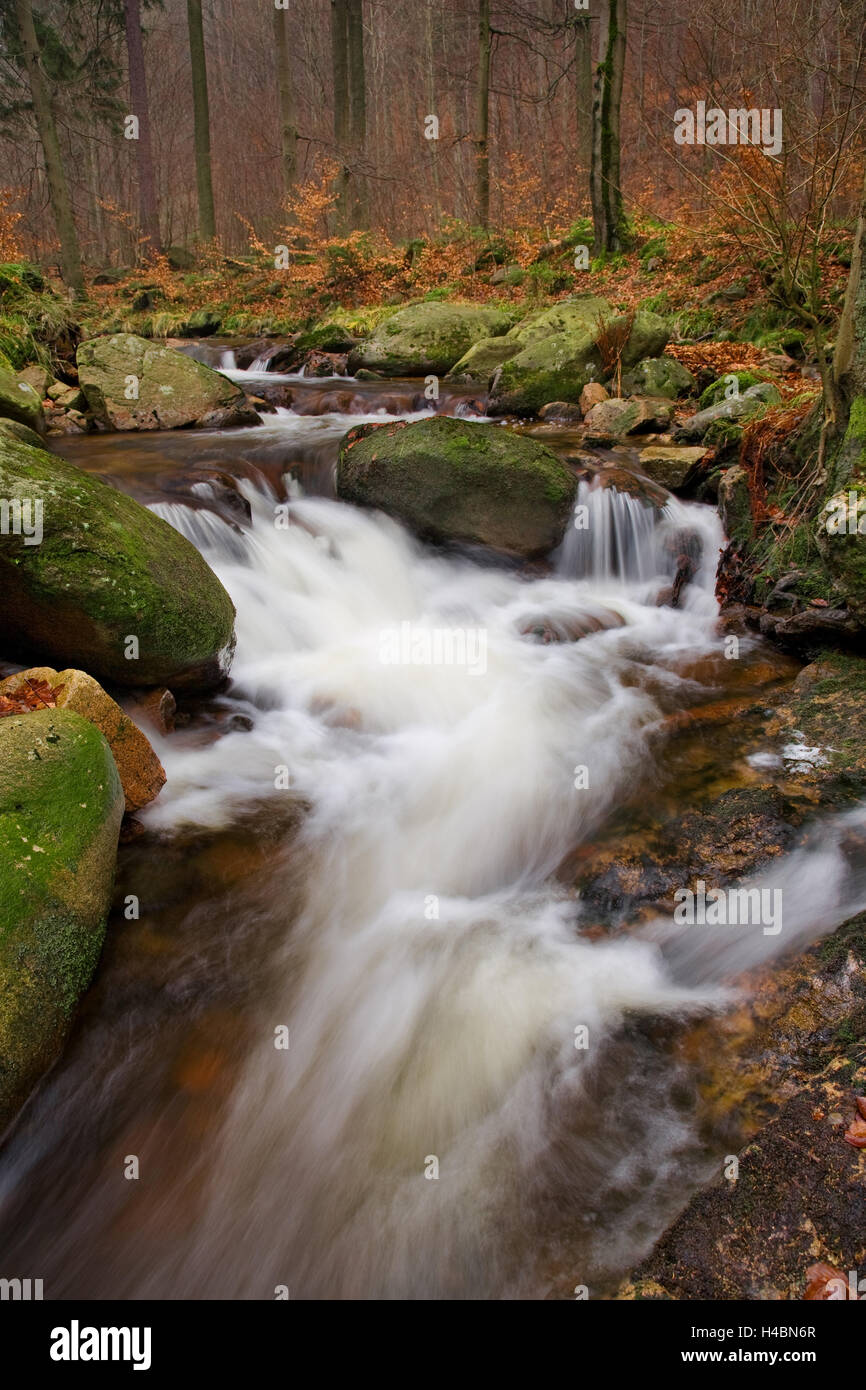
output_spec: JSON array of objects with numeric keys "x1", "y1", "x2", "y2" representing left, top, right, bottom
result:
[
  {"x1": 804, "y1": 1263, "x2": 850, "y2": 1299},
  {"x1": 0, "y1": 677, "x2": 64, "y2": 718}
]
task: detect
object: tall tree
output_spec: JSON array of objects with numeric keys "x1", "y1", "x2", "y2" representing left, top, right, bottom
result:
[
  {"x1": 475, "y1": 0, "x2": 491, "y2": 228},
  {"x1": 346, "y1": 0, "x2": 367, "y2": 227},
  {"x1": 331, "y1": 0, "x2": 350, "y2": 231},
  {"x1": 12, "y1": 0, "x2": 85, "y2": 295},
  {"x1": 273, "y1": 2, "x2": 298, "y2": 197},
  {"x1": 186, "y1": 0, "x2": 215, "y2": 241},
  {"x1": 573, "y1": 6, "x2": 592, "y2": 175},
  {"x1": 124, "y1": 0, "x2": 161, "y2": 254},
  {"x1": 590, "y1": 0, "x2": 627, "y2": 253}
]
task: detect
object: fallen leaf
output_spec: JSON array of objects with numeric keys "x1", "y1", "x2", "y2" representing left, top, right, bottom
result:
[
  {"x1": 843, "y1": 1114, "x2": 866, "y2": 1148},
  {"x1": 804, "y1": 1262, "x2": 849, "y2": 1300}
]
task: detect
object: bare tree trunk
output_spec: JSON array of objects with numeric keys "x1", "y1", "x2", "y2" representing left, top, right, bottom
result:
[
  {"x1": 124, "y1": 0, "x2": 161, "y2": 255},
  {"x1": 347, "y1": 0, "x2": 367, "y2": 229},
  {"x1": 475, "y1": 0, "x2": 491, "y2": 228},
  {"x1": 833, "y1": 162, "x2": 866, "y2": 419},
  {"x1": 186, "y1": 0, "x2": 216, "y2": 242},
  {"x1": 273, "y1": 4, "x2": 298, "y2": 199},
  {"x1": 13, "y1": 0, "x2": 85, "y2": 295},
  {"x1": 590, "y1": 0, "x2": 627, "y2": 253},
  {"x1": 331, "y1": 0, "x2": 350, "y2": 233},
  {"x1": 574, "y1": 12, "x2": 592, "y2": 179},
  {"x1": 424, "y1": 0, "x2": 441, "y2": 226}
]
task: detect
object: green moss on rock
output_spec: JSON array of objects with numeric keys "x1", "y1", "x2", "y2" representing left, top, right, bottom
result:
[
  {"x1": 336, "y1": 415, "x2": 576, "y2": 558},
  {"x1": 0, "y1": 435, "x2": 236, "y2": 689},
  {"x1": 0, "y1": 707, "x2": 123, "y2": 1130}
]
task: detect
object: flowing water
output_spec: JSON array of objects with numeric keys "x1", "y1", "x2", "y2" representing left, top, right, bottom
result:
[{"x1": 2, "y1": 359, "x2": 865, "y2": 1299}]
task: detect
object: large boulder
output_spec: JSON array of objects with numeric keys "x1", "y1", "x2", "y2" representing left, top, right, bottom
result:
[
  {"x1": 337, "y1": 415, "x2": 576, "y2": 558},
  {"x1": 488, "y1": 305, "x2": 670, "y2": 416},
  {"x1": 346, "y1": 303, "x2": 512, "y2": 377},
  {"x1": 0, "y1": 352, "x2": 45, "y2": 435},
  {"x1": 445, "y1": 337, "x2": 520, "y2": 383},
  {"x1": 77, "y1": 333, "x2": 259, "y2": 430},
  {"x1": 0, "y1": 707, "x2": 124, "y2": 1130},
  {"x1": 0, "y1": 436, "x2": 236, "y2": 690},
  {"x1": 0, "y1": 667, "x2": 165, "y2": 812}
]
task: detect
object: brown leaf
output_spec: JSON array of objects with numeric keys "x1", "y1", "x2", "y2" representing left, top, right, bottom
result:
[
  {"x1": 843, "y1": 1115, "x2": 866, "y2": 1148},
  {"x1": 856, "y1": 1096, "x2": 866, "y2": 1121},
  {"x1": 804, "y1": 1262, "x2": 849, "y2": 1300}
]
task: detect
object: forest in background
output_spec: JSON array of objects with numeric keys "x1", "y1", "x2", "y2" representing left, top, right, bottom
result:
[{"x1": 1, "y1": 0, "x2": 864, "y2": 273}]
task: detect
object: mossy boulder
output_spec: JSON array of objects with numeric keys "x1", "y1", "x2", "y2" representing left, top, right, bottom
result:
[
  {"x1": 77, "y1": 333, "x2": 259, "y2": 430},
  {"x1": 0, "y1": 351, "x2": 45, "y2": 434},
  {"x1": 445, "y1": 336, "x2": 521, "y2": 384},
  {"x1": 698, "y1": 370, "x2": 772, "y2": 410},
  {"x1": 675, "y1": 382, "x2": 782, "y2": 442},
  {"x1": 488, "y1": 304, "x2": 669, "y2": 416},
  {"x1": 621, "y1": 356, "x2": 696, "y2": 400},
  {"x1": 0, "y1": 436, "x2": 236, "y2": 690},
  {"x1": 346, "y1": 302, "x2": 512, "y2": 376},
  {"x1": 0, "y1": 417, "x2": 45, "y2": 449},
  {"x1": 718, "y1": 464, "x2": 754, "y2": 544},
  {"x1": 178, "y1": 308, "x2": 222, "y2": 338},
  {"x1": 817, "y1": 477, "x2": 866, "y2": 620},
  {"x1": 336, "y1": 415, "x2": 576, "y2": 558},
  {"x1": 0, "y1": 707, "x2": 124, "y2": 1131}
]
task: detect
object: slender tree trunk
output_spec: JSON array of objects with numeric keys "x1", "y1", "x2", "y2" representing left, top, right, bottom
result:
[
  {"x1": 347, "y1": 0, "x2": 367, "y2": 229},
  {"x1": 13, "y1": 0, "x2": 85, "y2": 295},
  {"x1": 590, "y1": 0, "x2": 627, "y2": 253},
  {"x1": 833, "y1": 163, "x2": 866, "y2": 417},
  {"x1": 574, "y1": 13, "x2": 592, "y2": 179},
  {"x1": 331, "y1": 0, "x2": 350, "y2": 233},
  {"x1": 186, "y1": 0, "x2": 216, "y2": 242},
  {"x1": 124, "y1": 0, "x2": 161, "y2": 255},
  {"x1": 424, "y1": 0, "x2": 441, "y2": 227},
  {"x1": 475, "y1": 0, "x2": 491, "y2": 228},
  {"x1": 273, "y1": 4, "x2": 298, "y2": 200}
]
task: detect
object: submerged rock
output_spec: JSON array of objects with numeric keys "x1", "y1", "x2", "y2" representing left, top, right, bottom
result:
[
  {"x1": 347, "y1": 302, "x2": 512, "y2": 377},
  {"x1": 77, "y1": 334, "x2": 259, "y2": 430},
  {"x1": 336, "y1": 414, "x2": 576, "y2": 558},
  {"x1": 0, "y1": 707, "x2": 124, "y2": 1131},
  {"x1": 0, "y1": 436, "x2": 236, "y2": 691}
]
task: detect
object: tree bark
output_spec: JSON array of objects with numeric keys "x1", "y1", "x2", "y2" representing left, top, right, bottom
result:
[
  {"x1": 424, "y1": 0, "x2": 441, "y2": 226},
  {"x1": 475, "y1": 0, "x2": 491, "y2": 228},
  {"x1": 124, "y1": 0, "x2": 161, "y2": 255},
  {"x1": 574, "y1": 13, "x2": 592, "y2": 177},
  {"x1": 273, "y1": 4, "x2": 298, "y2": 199},
  {"x1": 331, "y1": 0, "x2": 350, "y2": 232},
  {"x1": 833, "y1": 163, "x2": 866, "y2": 417},
  {"x1": 186, "y1": 0, "x2": 216, "y2": 242},
  {"x1": 590, "y1": 0, "x2": 627, "y2": 254},
  {"x1": 347, "y1": 0, "x2": 367, "y2": 228},
  {"x1": 13, "y1": 0, "x2": 85, "y2": 295}
]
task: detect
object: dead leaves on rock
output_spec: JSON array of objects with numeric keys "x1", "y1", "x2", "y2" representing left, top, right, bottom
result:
[{"x1": 0, "y1": 677, "x2": 64, "y2": 719}]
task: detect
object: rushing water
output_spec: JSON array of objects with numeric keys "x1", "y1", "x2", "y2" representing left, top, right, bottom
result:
[{"x1": 2, "y1": 364, "x2": 865, "y2": 1299}]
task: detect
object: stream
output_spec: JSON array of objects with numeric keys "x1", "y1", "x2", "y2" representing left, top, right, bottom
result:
[{"x1": 1, "y1": 350, "x2": 865, "y2": 1300}]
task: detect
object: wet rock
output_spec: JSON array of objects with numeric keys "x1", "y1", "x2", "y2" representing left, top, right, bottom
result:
[
  {"x1": 77, "y1": 334, "x2": 260, "y2": 431},
  {"x1": 0, "y1": 707, "x2": 124, "y2": 1131},
  {"x1": 131, "y1": 686, "x2": 176, "y2": 737},
  {"x1": 337, "y1": 414, "x2": 576, "y2": 559},
  {"x1": 0, "y1": 435, "x2": 237, "y2": 691},
  {"x1": 538, "y1": 401, "x2": 583, "y2": 423},
  {"x1": 637, "y1": 445, "x2": 708, "y2": 492},
  {"x1": 580, "y1": 382, "x2": 609, "y2": 415},
  {"x1": 347, "y1": 302, "x2": 512, "y2": 377},
  {"x1": 584, "y1": 396, "x2": 674, "y2": 441},
  {"x1": 0, "y1": 667, "x2": 165, "y2": 812}
]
